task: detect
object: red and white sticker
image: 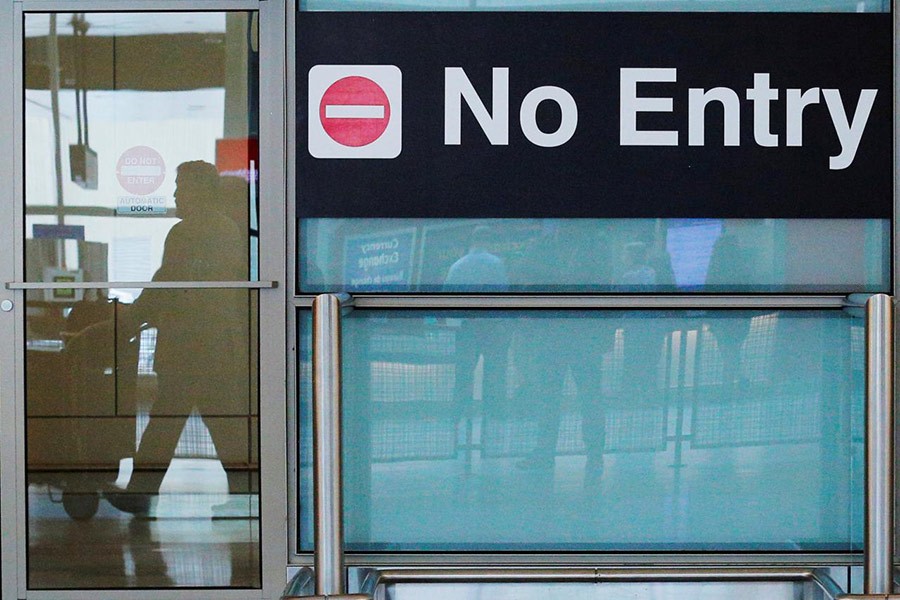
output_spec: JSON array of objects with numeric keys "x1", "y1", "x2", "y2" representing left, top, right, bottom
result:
[
  {"x1": 116, "y1": 146, "x2": 165, "y2": 195},
  {"x1": 308, "y1": 65, "x2": 402, "y2": 159}
]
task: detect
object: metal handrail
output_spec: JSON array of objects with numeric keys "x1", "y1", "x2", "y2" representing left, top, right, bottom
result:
[
  {"x1": 283, "y1": 566, "x2": 846, "y2": 600},
  {"x1": 6, "y1": 280, "x2": 278, "y2": 289},
  {"x1": 351, "y1": 567, "x2": 846, "y2": 600},
  {"x1": 865, "y1": 294, "x2": 894, "y2": 595},
  {"x1": 312, "y1": 293, "x2": 354, "y2": 597},
  {"x1": 293, "y1": 293, "x2": 857, "y2": 309}
]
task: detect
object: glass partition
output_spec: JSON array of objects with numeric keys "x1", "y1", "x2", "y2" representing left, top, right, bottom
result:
[
  {"x1": 24, "y1": 11, "x2": 261, "y2": 589},
  {"x1": 299, "y1": 309, "x2": 864, "y2": 552},
  {"x1": 299, "y1": 218, "x2": 890, "y2": 294}
]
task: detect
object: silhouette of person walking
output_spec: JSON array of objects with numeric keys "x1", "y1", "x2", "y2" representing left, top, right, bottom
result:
[
  {"x1": 444, "y1": 225, "x2": 512, "y2": 432},
  {"x1": 512, "y1": 222, "x2": 615, "y2": 484},
  {"x1": 106, "y1": 160, "x2": 250, "y2": 515}
]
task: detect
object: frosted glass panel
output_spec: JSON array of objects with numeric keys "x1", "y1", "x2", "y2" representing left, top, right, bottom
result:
[
  {"x1": 299, "y1": 218, "x2": 890, "y2": 294},
  {"x1": 299, "y1": 309, "x2": 864, "y2": 551}
]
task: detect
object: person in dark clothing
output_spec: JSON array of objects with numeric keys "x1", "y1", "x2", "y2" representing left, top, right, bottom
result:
[{"x1": 105, "y1": 160, "x2": 251, "y2": 515}]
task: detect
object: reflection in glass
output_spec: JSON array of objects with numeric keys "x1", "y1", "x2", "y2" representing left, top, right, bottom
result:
[
  {"x1": 28, "y1": 289, "x2": 259, "y2": 588},
  {"x1": 382, "y1": 581, "x2": 835, "y2": 600},
  {"x1": 299, "y1": 310, "x2": 863, "y2": 551},
  {"x1": 24, "y1": 12, "x2": 259, "y2": 287},
  {"x1": 299, "y1": 218, "x2": 889, "y2": 293},
  {"x1": 24, "y1": 12, "x2": 260, "y2": 589}
]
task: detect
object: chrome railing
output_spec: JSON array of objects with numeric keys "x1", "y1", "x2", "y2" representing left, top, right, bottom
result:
[
  {"x1": 286, "y1": 293, "x2": 897, "y2": 600},
  {"x1": 865, "y1": 294, "x2": 894, "y2": 596},
  {"x1": 284, "y1": 566, "x2": 847, "y2": 600},
  {"x1": 311, "y1": 293, "x2": 356, "y2": 599},
  {"x1": 357, "y1": 566, "x2": 846, "y2": 600}
]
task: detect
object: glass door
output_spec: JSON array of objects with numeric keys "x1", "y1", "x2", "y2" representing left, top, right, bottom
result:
[{"x1": 1, "y1": 2, "x2": 289, "y2": 597}]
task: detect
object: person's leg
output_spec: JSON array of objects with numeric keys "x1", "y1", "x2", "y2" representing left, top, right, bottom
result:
[
  {"x1": 203, "y1": 414, "x2": 257, "y2": 496},
  {"x1": 479, "y1": 321, "x2": 512, "y2": 406},
  {"x1": 576, "y1": 364, "x2": 607, "y2": 488},
  {"x1": 106, "y1": 374, "x2": 189, "y2": 513},
  {"x1": 570, "y1": 322, "x2": 616, "y2": 488},
  {"x1": 453, "y1": 320, "x2": 480, "y2": 406},
  {"x1": 516, "y1": 327, "x2": 568, "y2": 469}
]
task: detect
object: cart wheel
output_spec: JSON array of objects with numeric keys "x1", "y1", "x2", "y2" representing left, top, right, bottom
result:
[{"x1": 62, "y1": 490, "x2": 100, "y2": 521}]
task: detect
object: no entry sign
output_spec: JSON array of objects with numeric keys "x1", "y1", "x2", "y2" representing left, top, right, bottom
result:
[
  {"x1": 116, "y1": 146, "x2": 165, "y2": 196},
  {"x1": 308, "y1": 65, "x2": 402, "y2": 159},
  {"x1": 320, "y1": 76, "x2": 392, "y2": 147},
  {"x1": 296, "y1": 13, "x2": 892, "y2": 219}
]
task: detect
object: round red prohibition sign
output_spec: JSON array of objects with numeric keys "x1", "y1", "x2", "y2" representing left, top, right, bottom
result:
[
  {"x1": 116, "y1": 146, "x2": 166, "y2": 196},
  {"x1": 319, "y1": 76, "x2": 391, "y2": 147}
]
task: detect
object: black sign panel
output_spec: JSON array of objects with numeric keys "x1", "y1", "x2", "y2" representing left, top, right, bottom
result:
[{"x1": 296, "y1": 12, "x2": 892, "y2": 218}]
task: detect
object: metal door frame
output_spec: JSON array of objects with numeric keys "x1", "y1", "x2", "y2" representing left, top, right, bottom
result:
[
  {"x1": 0, "y1": 1, "x2": 18, "y2": 599},
  {"x1": 0, "y1": 1, "x2": 288, "y2": 598}
]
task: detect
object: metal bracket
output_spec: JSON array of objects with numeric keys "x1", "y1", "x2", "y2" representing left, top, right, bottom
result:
[{"x1": 280, "y1": 567, "x2": 370, "y2": 600}]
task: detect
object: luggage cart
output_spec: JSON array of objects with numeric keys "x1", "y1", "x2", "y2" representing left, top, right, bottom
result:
[{"x1": 29, "y1": 300, "x2": 141, "y2": 520}]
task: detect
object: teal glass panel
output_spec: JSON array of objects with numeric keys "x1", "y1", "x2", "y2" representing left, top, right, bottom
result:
[
  {"x1": 299, "y1": 310, "x2": 314, "y2": 550},
  {"x1": 299, "y1": 309, "x2": 864, "y2": 552},
  {"x1": 300, "y1": 0, "x2": 888, "y2": 11},
  {"x1": 299, "y1": 218, "x2": 890, "y2": 294}
]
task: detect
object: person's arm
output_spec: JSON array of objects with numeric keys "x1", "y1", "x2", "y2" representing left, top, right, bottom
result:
[{"x1": 123, "y1": 223, "x2": 187, "y2": 330}]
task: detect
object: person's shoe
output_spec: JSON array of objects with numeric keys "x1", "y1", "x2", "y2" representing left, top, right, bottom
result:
[
  {"x1": 211, "y1": 495, "x2": 259, "y2": 519},
  {"x1": 102, "y1": 484, "x2": 151, "y2": 516}
]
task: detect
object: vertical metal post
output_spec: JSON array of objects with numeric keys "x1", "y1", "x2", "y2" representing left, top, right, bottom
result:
[
  {"x1": 865, "y1": 293, "x2": 894, "y2": 595},
  {"x1": 47, "y1": 14, "x2": 66, "y2": 268},
  {"x1": 312, "y1": 293, "x2": 352, "y2": 597}
]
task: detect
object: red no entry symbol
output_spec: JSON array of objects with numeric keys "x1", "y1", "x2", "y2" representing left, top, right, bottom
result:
[
  {"x1": 116, "y1": 146, "x2": 165, "y2": 196},
  {"x1": 319, "y1": 76, "x2": 391, "y2": 147}
]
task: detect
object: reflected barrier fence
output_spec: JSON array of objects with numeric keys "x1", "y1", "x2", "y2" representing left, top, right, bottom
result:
[{"x1": 285, "y1": 293, "x2": 897, "y2": 600}]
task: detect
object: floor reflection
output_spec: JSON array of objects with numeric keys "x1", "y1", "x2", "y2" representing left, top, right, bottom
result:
[
  {"x1": 302, "y1": 310, "x2": 865, "y2": 552},
  {"x1": 28, "y1": 458, "x2": 259, "y2": 589}
]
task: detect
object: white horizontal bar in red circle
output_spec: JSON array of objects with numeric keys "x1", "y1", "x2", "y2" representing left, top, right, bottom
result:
[
  {"x1": 120, "y1": 165, "x2": 163, "y2": 177},
  {"x1": 325, "y1": 105, "x2": 385, "y2": 119}
]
